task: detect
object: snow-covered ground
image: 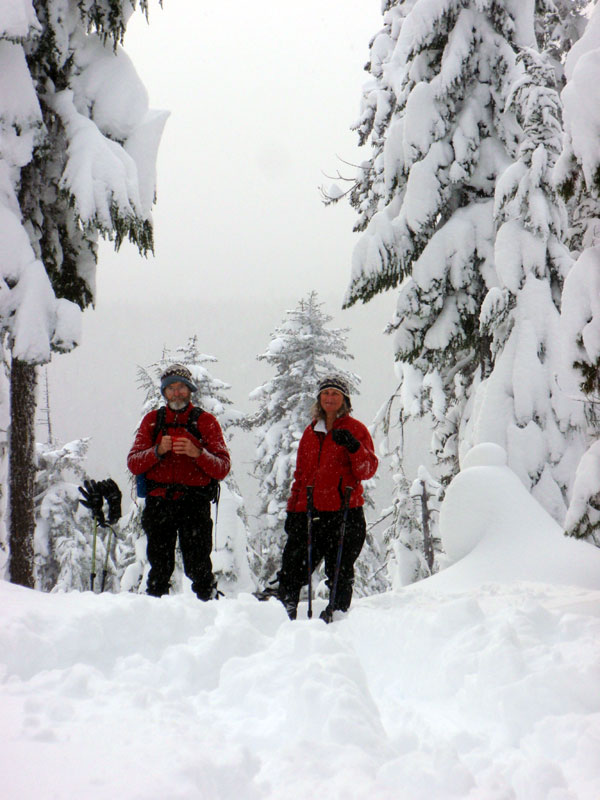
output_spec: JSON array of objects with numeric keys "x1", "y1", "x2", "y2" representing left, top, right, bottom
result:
[{"x1": 2, "y1": 445, "x2": 600, "y2": 799}]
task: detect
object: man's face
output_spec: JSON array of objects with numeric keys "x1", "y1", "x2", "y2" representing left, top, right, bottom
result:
[{"x1": 164, "y1": 381, "x2": 191, "y2": 411}]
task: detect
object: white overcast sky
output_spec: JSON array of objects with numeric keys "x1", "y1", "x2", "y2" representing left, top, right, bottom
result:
[
  {"x1": 103, "y1": 0, "x2": 383, "y2": 303},
  {"x1": 48, "y1": 0, "x2": 401, "y2": 495}
]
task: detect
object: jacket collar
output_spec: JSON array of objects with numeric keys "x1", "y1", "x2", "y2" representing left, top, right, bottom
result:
[{"x1": 164, "y1": 402, "x2": 193, "y2": 421}]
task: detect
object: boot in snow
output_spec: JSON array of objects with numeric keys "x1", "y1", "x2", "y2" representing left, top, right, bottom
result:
[
  {"x1": 253, "y1": 579, "x2": 279, "y2": 602},
  {"x1": 278, "y1": 586, "x2": 299, "y2": 620}
]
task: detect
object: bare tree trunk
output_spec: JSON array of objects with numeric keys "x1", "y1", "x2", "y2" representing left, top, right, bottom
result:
[
  {"x1": 419, "y1": 480, "x2": 435, "y2": 574},
  {"x1": 8, "y1": 358, "x2": 37, "y2": 588}
]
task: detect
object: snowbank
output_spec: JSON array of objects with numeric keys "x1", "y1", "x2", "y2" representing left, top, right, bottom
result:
[
  {"x1": 1, "y1": 578, "x2": 599, "y2": 800},
  {"x1": 430, "y1": 443, "x2": 600, "y2": 591},
  {"x1": 1, "y1": 443, "x2": 599, "y2": 799}
]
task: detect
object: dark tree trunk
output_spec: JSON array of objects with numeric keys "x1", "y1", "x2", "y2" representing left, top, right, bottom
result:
[
  {"x1": 8, "y1": 359, "x2": 37, "y2": 588},
  {"x1": 419, "y1": 480, "x2": 435, "y2": 574}
]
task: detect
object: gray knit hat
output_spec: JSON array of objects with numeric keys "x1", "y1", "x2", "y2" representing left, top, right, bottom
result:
[
  {"x1": 160, "y1": 363, "x2": 198, "y2": 395},
  {"x1": 318, "y1": 375, "x2": 351, "y2": 405}
]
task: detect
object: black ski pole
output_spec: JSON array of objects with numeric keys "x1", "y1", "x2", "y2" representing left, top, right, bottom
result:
[
  {"x1": 90, "y1": 516, "x2": 98, "y2": 592},
  {"x1": 323, "y1": 486, "x2": 353, "y2": 623},
  {"x1": 100, "y1": 526, "x2": 114, "y2": 593},
  {"x1": 306, "y1": 486, "x2": 315, "y2": 619}
]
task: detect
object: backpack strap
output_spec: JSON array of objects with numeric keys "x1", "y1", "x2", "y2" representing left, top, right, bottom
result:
[
  {"x1": 152, "y1": 405, "x2": 204, "y2": 442},
  {"x1": 185, "y1": 406, "x2": 204, "y2": 438},
  {"x1": 153, "y1": 406, "x2": 167, "y2": 440}
]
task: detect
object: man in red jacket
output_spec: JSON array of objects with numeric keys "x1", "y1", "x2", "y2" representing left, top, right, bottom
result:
[{"x1": 127, "y1": 364, "x2": 230, "y2": 600}]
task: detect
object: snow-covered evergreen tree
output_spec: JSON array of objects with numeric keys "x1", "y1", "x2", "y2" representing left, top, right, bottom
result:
[
  {"x1": 369, "y1": 387, "x2": 443, "y2": 588},
  {"x1": 34, "y1": 437, "x2": 94, "y2": 592},
  {"x1": 0, "y1": 1, "x2": 167, "y2": 587},
  {"x1": 535, "y1": 0, "x2": 589, "y2": 88},
  {"x1": 556, "y1": 5, "x2": 600, "y2": 542},
  {"x1": 339, "y1": 0, "x2": 516, "y2": 488},
  {"x1": 463, "y1": 42, "x2": 585, "y2": 522},
  {"x1": 123, "y1": 337, "x2": 253, "y2": 595},
  {"x1": 376, "y1": 465, "x2": 443, "y2": 589},
  {"x1": 555, "y1": 3, "x2": 600, "y2": 253},
  {"x1": 339, "y1": 0, "x2": 587, "y2": 521},
  {"x1": 244, "y1": 292, "x2": 360, "y2": 586}
]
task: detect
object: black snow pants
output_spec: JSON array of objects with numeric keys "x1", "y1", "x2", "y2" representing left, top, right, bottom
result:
[
  {"x1": 277, "y1": 507, "x2": 366, "y2": 612},
  {"x1": 142, "y1": 493, "x2": 214, "y2": 600}
]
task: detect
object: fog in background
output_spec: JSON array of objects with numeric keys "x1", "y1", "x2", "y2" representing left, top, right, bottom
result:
[{"x1": 45, "y1": 1, "x2": 403, "y2": 510}]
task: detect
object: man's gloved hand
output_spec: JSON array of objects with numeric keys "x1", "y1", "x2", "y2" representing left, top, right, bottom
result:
[
  {"x1": 99, "y1": 479, "x2": 122, "y2": 525},
  {"x1": 284, "y1": 511, "x2": 306, "y2": 536},
  {"x1": 78, "y1": 479, "x2": 106, "y2": 527},
  {"x1": 331, "y1": 428, "x2": 360, "y2": 453}
]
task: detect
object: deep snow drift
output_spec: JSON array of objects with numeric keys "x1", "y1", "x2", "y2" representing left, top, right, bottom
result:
[{"x1": 1, "y1": 445, "x2": 600, "y2": 800}]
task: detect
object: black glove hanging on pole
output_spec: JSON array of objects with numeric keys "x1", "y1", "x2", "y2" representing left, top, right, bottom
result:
[
  {"x1": 331, "y1": 428, "x2": 360, "y2": 454},
  {"x1": 78, "y1": 479, "x2": 106, "y2": 527},
  {"x1": 99, "y1": 479, "x2": 122, "y2": 525}
]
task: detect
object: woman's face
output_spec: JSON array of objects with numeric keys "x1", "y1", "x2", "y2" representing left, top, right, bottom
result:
[{"x1": 319, "y1": 388, "x2": 345, "y2": 415}]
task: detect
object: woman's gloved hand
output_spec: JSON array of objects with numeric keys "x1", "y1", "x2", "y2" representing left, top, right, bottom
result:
[{"x1": 331, "y1": 429, "x2": 360, "y2": 453}]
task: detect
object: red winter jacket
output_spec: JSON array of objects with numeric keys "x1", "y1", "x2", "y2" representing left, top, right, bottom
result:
[
  {"x1": 127, "y1": 403, "x2": 230, "y2": 498},
  {"x1": 286, "y1": 415, "x2": 378, "y2": 512}
]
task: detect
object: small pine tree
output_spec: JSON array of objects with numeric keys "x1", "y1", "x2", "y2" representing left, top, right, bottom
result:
[
  {"x1": 369, "y1": 384, "x2": 444, "y2": 587},
  {"x1": 245, "y1": 292, "x2": 360, "y2": 586},
  {"x1": 381, "y1": 468, "x2": 430, "y2": 589},
  {"x1": 34, "y1": 437, "x2": 110, "y2": 592}
]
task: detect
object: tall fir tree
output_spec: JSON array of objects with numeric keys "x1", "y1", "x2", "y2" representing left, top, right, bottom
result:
[
  {"x1": 339, "y1": 0, "x2": 587, "y2": 519},
  {"x1": 341, "y1": 0, "x2": 519, "y2": 486},
  {"x1": 0, "y1": 1, "x2": 167, "y2": 587},
  {"x1": 463, "y1": 43, "x2": 585, "y2": 522},
  {"x1": 556, "y1": 5, "x2": 600, "y2": 543},
  {"x1": 244, "y1": 292, "x2": 360, "y2": 586}
]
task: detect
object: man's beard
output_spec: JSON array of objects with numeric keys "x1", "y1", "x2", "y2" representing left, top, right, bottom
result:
[{"x1": 167, "y1": 399, "x2": 188, "y2": 411}]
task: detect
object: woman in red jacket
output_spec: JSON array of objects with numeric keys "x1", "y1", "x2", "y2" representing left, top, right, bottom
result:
[{"x1": 278, "y1": 376, "x2": 378, "y2": 621}]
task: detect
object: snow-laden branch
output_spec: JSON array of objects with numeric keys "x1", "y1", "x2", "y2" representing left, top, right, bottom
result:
[{"x1": 49, "y1": 89, "x2": 143, "y2": 232}]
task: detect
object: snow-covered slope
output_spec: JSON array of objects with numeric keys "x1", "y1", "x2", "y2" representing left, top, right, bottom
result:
[{"x1": 1, "y1": 445, "x2": 599, "y2": 799}]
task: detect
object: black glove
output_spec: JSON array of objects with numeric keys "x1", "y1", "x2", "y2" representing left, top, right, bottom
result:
[
  {"x1": 284, "y1": 511, "x2": 306, "y2": 536},
  {"x1": 99, "y1": 479, "x2": 122, "y2": 525},
  {"x1": 331, "y1": 429, "x2": 360, "y2": 454},
  {"x1": 78, "y1": 479, "x2": 106, "y2": 527}
]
